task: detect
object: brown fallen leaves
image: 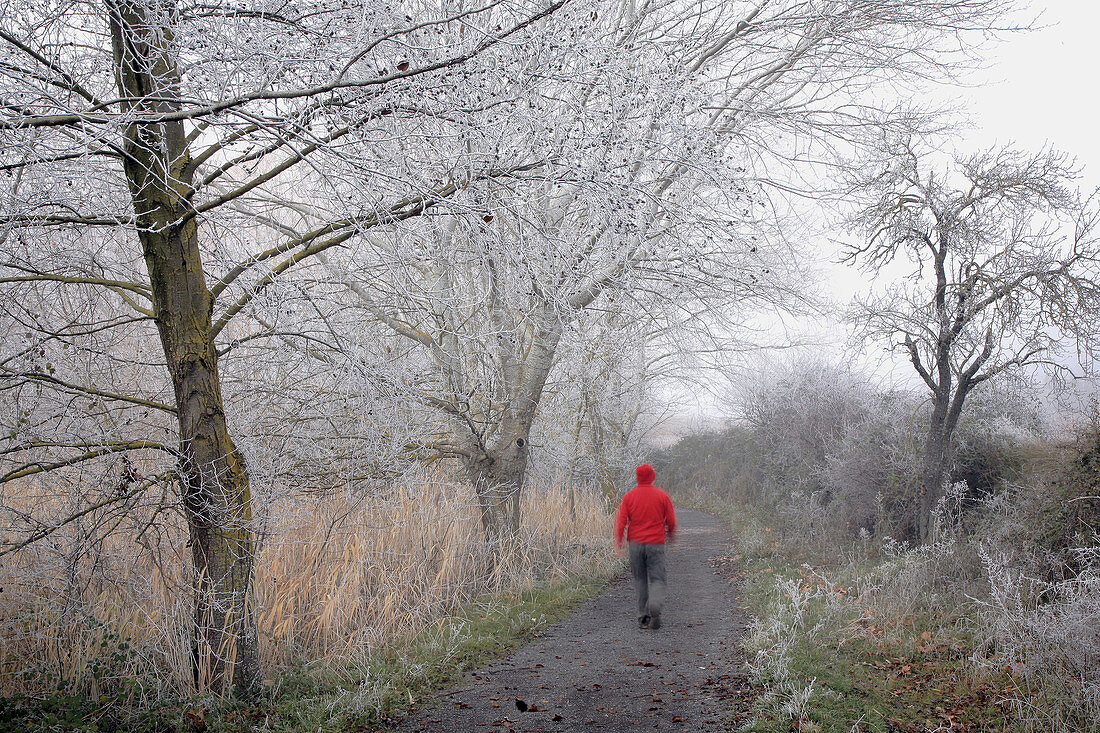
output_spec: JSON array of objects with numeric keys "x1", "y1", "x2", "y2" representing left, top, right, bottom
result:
[
  {"x1": 184, "y1": 708, "x2": 206, "y2": 731},
  {"x1": 856, "y1": 641, "x2": 1019, "y2": 732}
]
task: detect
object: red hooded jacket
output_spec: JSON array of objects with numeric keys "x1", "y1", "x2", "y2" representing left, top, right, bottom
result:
[{"x1": 615, "y1": 464, "x2": 676, "y2": 548}]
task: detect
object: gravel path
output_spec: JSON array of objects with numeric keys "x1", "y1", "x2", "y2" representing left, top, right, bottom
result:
[{"x1": 394, "y1": 509, "x2": 755, "y2": 732}]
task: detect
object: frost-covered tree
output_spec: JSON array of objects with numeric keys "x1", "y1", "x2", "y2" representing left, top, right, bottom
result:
[
  {"x1": 844, "y1": 140, "x2": 1100, "y2": 542},
  {"x1": 316, "y1": 0, "x2": 1022, "y2": 538},
  {"x1": 0, "y1": 0, "x2": 566, "y2": 694}
]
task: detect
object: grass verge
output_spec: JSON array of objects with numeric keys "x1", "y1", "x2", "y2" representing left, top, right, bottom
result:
[
  {"x1": 0, "y1": 573, "x2": 613, "y2": 733},
  {"x1": 699, "y1": 501, "x2": 1020, "y2": 733}
]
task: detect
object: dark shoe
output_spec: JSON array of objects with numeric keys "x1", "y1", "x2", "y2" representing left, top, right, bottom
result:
[
  {"x1": 639, "y1": 615, "x2": 650, "y2": 629},
  {"x1": 649, "y1": 614, "x2": 661, "y2": 630}
]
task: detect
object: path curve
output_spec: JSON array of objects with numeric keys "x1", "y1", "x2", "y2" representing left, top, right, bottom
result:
[{"x1": 395, "y1": 509, "x2": 754, "y2": 732}]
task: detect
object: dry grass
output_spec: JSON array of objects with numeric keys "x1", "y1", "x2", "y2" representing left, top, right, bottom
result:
[{"x1": 0, "y1": 470, "x2": 614, "y2": 700}]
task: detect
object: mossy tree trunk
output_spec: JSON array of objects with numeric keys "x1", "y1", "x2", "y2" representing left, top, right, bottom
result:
[{"x1": 109, "y1": 0, "x2": 257, "y2": 696}]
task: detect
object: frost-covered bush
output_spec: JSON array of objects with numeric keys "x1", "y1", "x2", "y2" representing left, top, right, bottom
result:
[
  {"x1": 975, "y1": 543, "x2": 1100, "y2": 732},
  {"x1": 853, "y1": 535, "x2": 985, "y2": 624},
  {"x1": 742, "y1": 361, "x2": 872, "y2": 501},
  {"x1": 822, "y1": 389, "x2": 923, "y2": 542},
  {"x1": 739, "y1": 360, "x2": 927, "y2": 547},
  {"x1": 746, "y1": 575, "x2": 840, "y2": 722},
  {"x1": 776, "y1": 491, "x2": 833, "y2": 558}
]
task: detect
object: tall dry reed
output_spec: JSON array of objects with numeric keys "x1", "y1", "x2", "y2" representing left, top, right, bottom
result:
[{"x1": 0, "y1": 472, "x2": 613, "y2": 700}]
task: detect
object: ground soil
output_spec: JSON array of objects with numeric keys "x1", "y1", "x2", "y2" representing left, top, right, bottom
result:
[{"x1": 394, "y1": 509, "x2": 757, "y2": 732}]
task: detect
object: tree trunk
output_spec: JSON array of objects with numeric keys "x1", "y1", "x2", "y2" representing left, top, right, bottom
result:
[
  {"x1": 132, "y1": 197, "x2": 259, "y2": 697},
  {"x1": 110, "y1": 0, "x2": 257, "y2": 696},
  {"x1": 565, "y1": 402, "x2": 585, "y2": 522},
  {"x1": 462, "y1": 324, "x2": 561, "y2": 541},
  {"x1": 147, "y1": 220, "x2": 257, "y2": 695},
  {"x1": 465, "y1": 430, "x2": 533, "y2": 543},
  {"x1": 919, "y1": 396, "x2": 950, "y2": 544},
  {"x1": 920, "y1": 376, "x2": 974, "y2": 545}
]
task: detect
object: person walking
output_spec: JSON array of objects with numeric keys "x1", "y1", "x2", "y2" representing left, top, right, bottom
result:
[{"x1": 614, "y1": 463, "x2": 677, "y2": 630}]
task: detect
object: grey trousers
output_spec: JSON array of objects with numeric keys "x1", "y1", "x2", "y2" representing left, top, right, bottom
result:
[{"x1": 629, "y1": 542, "x2": 667, "y2": 620}]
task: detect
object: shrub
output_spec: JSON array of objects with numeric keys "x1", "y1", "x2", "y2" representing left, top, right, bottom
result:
[{"x1": 975, "y1": 543, "x2": 1100, "y2": 732}]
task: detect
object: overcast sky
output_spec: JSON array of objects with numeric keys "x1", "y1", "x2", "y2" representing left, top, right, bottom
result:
[{"x1": 966, "y1": 0, "x2": 1100, "y2": 188}]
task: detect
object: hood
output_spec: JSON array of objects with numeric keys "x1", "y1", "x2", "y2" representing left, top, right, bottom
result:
[{"x1": 636, "y1": 463, "x2": 656, "y2": 485}]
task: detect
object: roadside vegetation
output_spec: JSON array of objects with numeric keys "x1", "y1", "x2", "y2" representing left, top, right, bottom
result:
[
  {"x1": 0, "y1": 479, "x2": 616, "y2": 732},
  {"x1": 656, "y1": 361, "x2": 1100, "y2": 733},
  {"x1": 1, "y1": 574, "x2": 610, "y2": 732}
]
